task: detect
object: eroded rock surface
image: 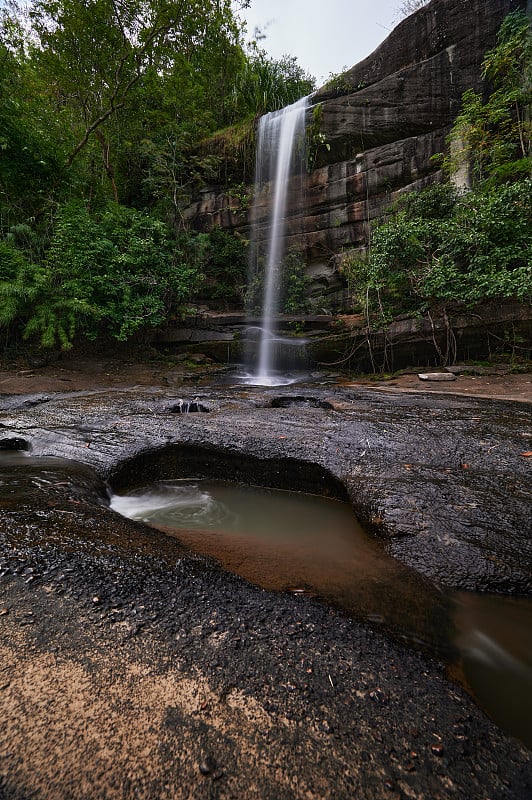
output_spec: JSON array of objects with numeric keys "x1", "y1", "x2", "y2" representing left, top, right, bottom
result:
[
  {"x1": 0, "y1": 381, "x2": 531, "y2": 797},
  {"x1": 1, "y1": 383, "x2": 529, "y2": 594}
]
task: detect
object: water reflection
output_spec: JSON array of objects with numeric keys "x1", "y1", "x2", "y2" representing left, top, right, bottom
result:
[{"x1": 454, "y1": 592, "x2": 532, "y2": 747}]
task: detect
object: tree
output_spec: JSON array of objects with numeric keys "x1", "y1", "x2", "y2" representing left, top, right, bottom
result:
[
  {"x1": 0, "y1": 201, "x2": 202, "y2": 349},
  {"x1": 27, "y1": 0, "x2": 245, "y2": 201},
  {"x1": 395, "y1": 0, "x2": 430, "y2": 21},
  {"x1": 0, "y1": 25, "x2": 63, "y2": 236}
]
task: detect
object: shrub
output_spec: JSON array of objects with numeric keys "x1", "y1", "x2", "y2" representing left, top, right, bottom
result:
[
  {"x1": 0, "y1": 202, "x2": 202, "y2": 349},
  {"x1": 194, "y1": 226, "x2": 248, "y2": 309},
  {"x1": 343, "y1": 179, "x2": 531, "y2": 320}
]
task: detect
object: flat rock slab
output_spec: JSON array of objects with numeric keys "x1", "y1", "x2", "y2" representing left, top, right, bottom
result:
[{"x1": 418, "y1": 372, "x2": 457, "y2": 381}]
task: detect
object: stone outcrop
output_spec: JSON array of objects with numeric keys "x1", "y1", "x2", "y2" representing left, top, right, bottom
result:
[
  {"x1": 151, "y1": 300, "x2": 532, "y2": 374},
  {"x1": 182, "y1": 0, "x2": 526, "y2": 305}
]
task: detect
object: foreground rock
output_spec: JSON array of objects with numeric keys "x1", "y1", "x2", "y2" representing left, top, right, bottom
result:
[
  {"x1": 1, "y1": 382, "x2": 530, "y2": 593},
  {"x1": 0, "y1": 379, "x2": 531, "y2": 798},
  {"x1": 0, "y1": 472, "x2": 530, "y2": 800}
]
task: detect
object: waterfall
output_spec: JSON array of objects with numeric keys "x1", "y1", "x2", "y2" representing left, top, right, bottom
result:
[{"x1": 246, "y1": 96, "x2": 308, "y2": 386}]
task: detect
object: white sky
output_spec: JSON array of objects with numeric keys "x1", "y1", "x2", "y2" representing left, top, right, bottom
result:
[{"x1": 236, "y1": 0, "x2": 405, "y2": 85}]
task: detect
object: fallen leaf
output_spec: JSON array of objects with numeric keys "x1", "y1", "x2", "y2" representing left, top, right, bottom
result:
[{"x1": 520, "y1": 451, "x2": 532, "y2": 457}]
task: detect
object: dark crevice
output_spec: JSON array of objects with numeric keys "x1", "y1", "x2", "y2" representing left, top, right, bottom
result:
[{"x1": 109, "y1": 443, "x2": 348, "y2": 501}]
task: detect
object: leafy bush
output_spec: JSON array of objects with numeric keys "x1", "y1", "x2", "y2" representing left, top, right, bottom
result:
[
  {"x1": 343, "y1": 179, "x2": 531, "y2": 319},
  {"x1": 422, "y1": 181, "x2": 531, "y2": 303},
  {"x1": 245, "y1": 246, "x2": 310, "y2": 315},
  {"x1": 0, "y1": 202, "x2": 202, "y2": 349},
  {"x1": 193, "y1": 226, "x2": 248, "y2": 309},
  {"x1": 280, "y1": 248, "x2": 311, "y2": 314}
]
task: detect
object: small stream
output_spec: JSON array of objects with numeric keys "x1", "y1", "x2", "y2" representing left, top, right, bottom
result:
[{"x1": 110, "y1": 478, "x2": 532, "y2": 749}]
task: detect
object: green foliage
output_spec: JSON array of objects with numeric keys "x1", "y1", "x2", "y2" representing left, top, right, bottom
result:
[
  {"x1": 245, "y1": 247, "x2": 310, "y2": 315},
  {"x1": 0, "y1": 39, "x2": 64, "y2": 233},
  {"x1": 307, "y1": 103, "x2": 331, "y2": 171},
  {"x1": 191, "y1": 119, "x2": 257, "y2": 190},
  {"x1": 399, "y1": 182, "x2": 458, "y2": 220},
  {"x1": 446, "y1": 86, "x2": 530, "y2": 184},
  {"x1": 445, "y1": 10, "x2": 531, "y2": 185},
  {"x1": 231, "y1": 51, "x2": 314, "y2": 118},
  {"x1": 422, "y1": 181, "x2": 531, "y2": 303},
  {"x1": 0, "y1": 241, "x2": 38, "y2": 327},
  {"x1": 482, "y1": 10, "x2": 531, "y2": 93},
  {"x1": 323, "y1": 70, "x2": 355, "y2": 98},
  {"x1": 343, "y1": 180, "x2": 531, "y2": 318},
  {"x1": 193, "y1": 227, "x2": 248, "y2": 309},
  {"x1": 0, "y1": 202, "x2": 201, "y2": 349},
  {"x1": 0, "y1": 0, "x2": 254, "y2": 214},
  {"x1": 280, "y1": 249, "x2": 311, "y2": 314}
]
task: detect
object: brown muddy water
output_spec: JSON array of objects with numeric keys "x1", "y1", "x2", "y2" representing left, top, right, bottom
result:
[{"x1": 110, "y1": 478, "x2": 532, "y2": 748}]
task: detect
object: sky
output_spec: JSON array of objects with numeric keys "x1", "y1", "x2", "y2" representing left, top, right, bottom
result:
[{"x1": 236, "y1": 0, "x2": 406, "y2": 85}]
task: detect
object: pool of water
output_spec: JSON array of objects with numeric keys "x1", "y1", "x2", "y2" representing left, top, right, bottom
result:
[{"x1": 111, "y1": 478, "x2": 532, "y2": 748}]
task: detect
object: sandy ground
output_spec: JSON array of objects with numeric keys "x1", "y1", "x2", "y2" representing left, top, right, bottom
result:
[{"x1": 0, "y1": 354, "x2": 531, "y2": 403}]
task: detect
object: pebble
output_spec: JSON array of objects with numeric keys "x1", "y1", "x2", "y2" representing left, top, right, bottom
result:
[{"x1": 199, "y1": 756, "x2": 217, "y2": 776}]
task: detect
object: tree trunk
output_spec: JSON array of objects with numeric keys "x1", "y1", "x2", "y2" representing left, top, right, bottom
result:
[{"x1": 94, "y1": 129, "x2": 119, "y2": 203}]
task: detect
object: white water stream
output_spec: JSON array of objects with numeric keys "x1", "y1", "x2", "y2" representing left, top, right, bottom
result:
[{"x1": 247, "y1": 96, "x2": 308, "y2": 386}]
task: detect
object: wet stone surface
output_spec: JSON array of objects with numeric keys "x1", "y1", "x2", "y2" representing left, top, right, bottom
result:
[
  {"x1": 1, "y1": 383, "x2": 530, "y2": 594},
  {"x1": 0, "y1": 381, "x2": 531, "y2": 798},
  {"x1": 0, "y1": 499, "x2": 531, "y2": 799}
]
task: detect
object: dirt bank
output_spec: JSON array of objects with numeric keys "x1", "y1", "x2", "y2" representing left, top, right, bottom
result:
[{"x1": 1, "y1": 354, "x2": 531, "y2": 403}]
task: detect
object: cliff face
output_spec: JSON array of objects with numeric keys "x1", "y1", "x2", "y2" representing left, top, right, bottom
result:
[{"x1": 182, "y1": 0, "x2": 526, "y2": 304}]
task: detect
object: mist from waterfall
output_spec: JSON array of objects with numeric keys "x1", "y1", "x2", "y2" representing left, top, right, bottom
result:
[{"x1": 246, "y1": 96, "x2": 308, "y2": 386}]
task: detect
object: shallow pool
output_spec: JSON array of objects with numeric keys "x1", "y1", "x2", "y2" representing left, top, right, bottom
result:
[{"x1": 111, "y1": 478, "x2": 532, "y2": 748}]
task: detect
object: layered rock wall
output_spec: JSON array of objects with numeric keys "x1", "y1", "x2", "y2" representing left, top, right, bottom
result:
[{"x1": 182, "y1": 0, "x2": 526, "y2": 304}]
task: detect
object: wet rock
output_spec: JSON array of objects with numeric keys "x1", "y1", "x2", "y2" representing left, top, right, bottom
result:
[{"x1": 3, "y1": 384, "x2": 531, "y2": 595}]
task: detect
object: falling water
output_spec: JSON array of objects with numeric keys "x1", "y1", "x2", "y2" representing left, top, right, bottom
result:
[{"x1": 247, "y1": 96, "x2": 308, "y2": 386}]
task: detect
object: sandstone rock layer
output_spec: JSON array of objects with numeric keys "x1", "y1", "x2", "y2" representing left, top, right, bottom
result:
[{"x1": 183, "y1": 0, "x2": 526, "y2": 298}]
